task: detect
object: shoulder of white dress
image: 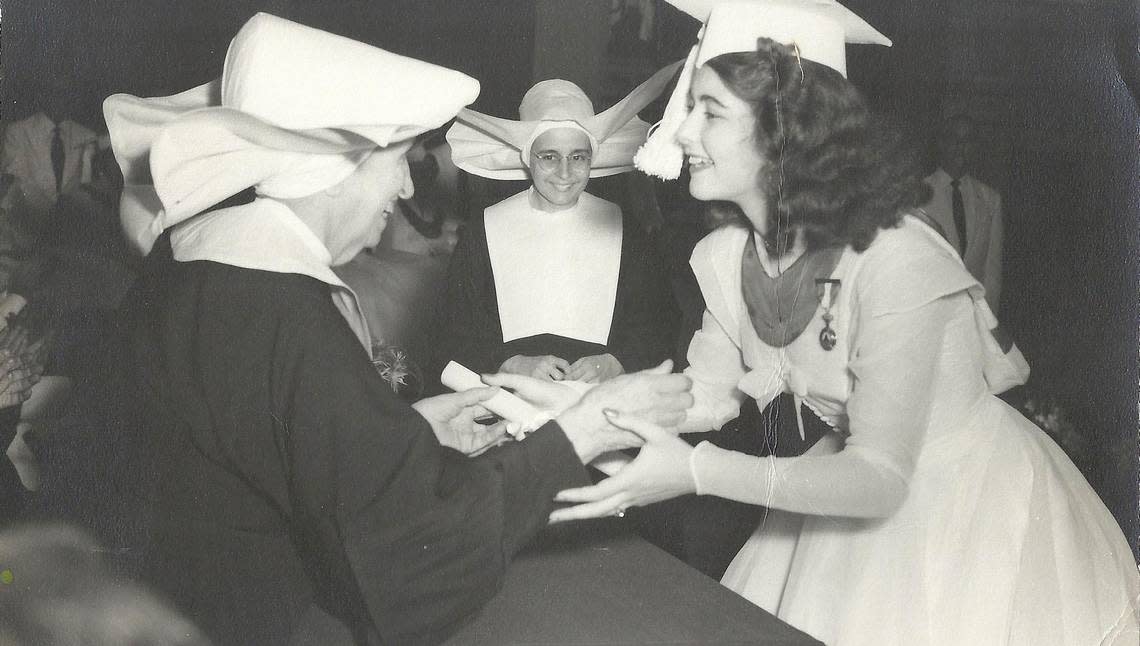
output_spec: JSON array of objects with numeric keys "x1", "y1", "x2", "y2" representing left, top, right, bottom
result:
[
  {"x1": 690, "y1": 224, "x2": 748, "y2": 268},
  {"x1": 847, "y1": 218, "x2": 955, "y2": 286},
  {"x1": 850, "y1": 217, "x2": 977, "y2": 309},
  {"x1": 872, "y1": 216, "x2": 957, "y2": 259}
]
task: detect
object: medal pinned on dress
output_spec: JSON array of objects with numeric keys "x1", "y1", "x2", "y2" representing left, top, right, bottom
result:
[{"x1": 815, "y1": 278, "x2": 841, "y2": 351}]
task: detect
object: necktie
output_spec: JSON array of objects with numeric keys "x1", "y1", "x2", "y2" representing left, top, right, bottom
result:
[
  {"x1": 50, "y1": 125, "x2": 65, "y2": 194},
  {"x1": 950, "y1": 178, "x2": 967, "y2": 256}
]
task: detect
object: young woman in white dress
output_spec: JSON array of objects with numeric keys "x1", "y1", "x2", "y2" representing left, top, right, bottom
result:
[{"x1": 543, "y1": 2, "x2": 1140, "y2": 644}]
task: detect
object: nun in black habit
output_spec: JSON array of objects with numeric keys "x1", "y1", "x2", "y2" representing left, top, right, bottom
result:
[{"x1": 103, "y1": 14, "x2": 692, "y2": 645}]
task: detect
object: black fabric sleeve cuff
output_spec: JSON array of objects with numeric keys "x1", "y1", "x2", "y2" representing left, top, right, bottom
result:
[{"x1": 482, "y1": 420, "x2": 590, "y2": 558}]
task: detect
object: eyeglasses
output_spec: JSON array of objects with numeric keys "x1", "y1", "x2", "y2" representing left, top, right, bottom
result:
[{"x1": 531, "y1": 150, "x2": 592, "y2": 173}]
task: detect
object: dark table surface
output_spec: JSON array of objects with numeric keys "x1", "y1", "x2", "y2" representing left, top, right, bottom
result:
[{"x1": 444, "y1": 518, "x2": 823, "y2": 645}]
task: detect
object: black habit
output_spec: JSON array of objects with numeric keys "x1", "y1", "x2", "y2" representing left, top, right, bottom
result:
[
  {"x1": 119, "y1": 241, "x2": 589, "y2": 645},
  {"x1": 436, "y1": 211, "x2": 676, "y2": 376}
]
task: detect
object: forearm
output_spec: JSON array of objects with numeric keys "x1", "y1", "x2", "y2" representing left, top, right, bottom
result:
[
  {"x1": 677, "y1": 309, "x2": 748, "y2": 433},
  {"x1": 676, "y1": 374, "x2": 744, "y2": 433},
  {"x1": 338, "y1": 420, "x2": 588, "y2": 643},
  {"x1": 478, "y1": 421, "x2": 591, "y2": 555},
  {"x1": 688, "y1": 441, "x2": 909, "y2": 518}
]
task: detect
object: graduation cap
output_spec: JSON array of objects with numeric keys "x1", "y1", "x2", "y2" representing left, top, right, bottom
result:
[{"x1": 634, "y1": 0, "x2": 891, "y2": 179}]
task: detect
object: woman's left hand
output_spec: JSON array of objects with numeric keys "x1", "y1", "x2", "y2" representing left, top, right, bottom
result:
[
  {"x1": 549, "y1": 409, "x2": 696, "y2": 522},
  {"x1": 412, "y1": 388, "x2": 511, "y2": 456},
  {"x1": 564, "y1": 353, "x2": 624, "y2": 384}
]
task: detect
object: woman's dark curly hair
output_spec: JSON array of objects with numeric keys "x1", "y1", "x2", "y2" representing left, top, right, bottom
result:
[{"x1": 704, "y1": 38, "x2": 930, "y2": 253}]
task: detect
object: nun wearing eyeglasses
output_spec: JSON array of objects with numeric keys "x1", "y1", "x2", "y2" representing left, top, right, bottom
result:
[
  {"x1": 103, "y1": 14, "x2": 692, "y2": 645},
  {"x1": 441, "y1": 65, "x2": 680, "y2": 384}
]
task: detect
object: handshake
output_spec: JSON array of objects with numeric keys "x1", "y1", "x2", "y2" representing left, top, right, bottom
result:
[{"x1": 413, "y1": 360, "x2": 693, "y2": 463}]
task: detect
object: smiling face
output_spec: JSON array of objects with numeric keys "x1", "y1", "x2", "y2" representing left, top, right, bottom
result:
[
  {"x1": 675, "y1": 66, "x2": 769, "y2": 223},
  {"x1": 528, "y1": 127, "x2": 592, "y2": 212},
  {"x1": 326, "y1": 141, "x2": 415, "y2": 264}
]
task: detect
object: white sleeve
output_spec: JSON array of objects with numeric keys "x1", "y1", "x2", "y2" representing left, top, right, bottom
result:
[
  {"x1": 679, "y1": 308, "x2": 748, "y2": 433},
  {"x1": 687, "y1": 296, "x2": 955, "y2": 518}
]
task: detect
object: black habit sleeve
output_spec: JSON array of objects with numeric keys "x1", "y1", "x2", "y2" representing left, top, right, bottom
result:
[
  {"x1": 154, "y1": 263, "x2": 586, "y2": 644},
  {"x1": 437, "y1": 212, "x2": 677, "y2": 379},
  {"x1": 276, "y1": 294, "x2": 588, "y2": 644},
  {"x1": 435, "y1": 213, "x2": 507, "y2": 375},
  {"x1": 605, "y1": 220, "x2": 678, "y2": 373}
]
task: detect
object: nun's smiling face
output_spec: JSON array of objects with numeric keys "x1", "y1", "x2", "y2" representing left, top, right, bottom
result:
[
  {"x1": 528, "y1": 127, "x2": 592, "y2": 212},
  {"x1": 326, "y1": 141, "x2": 415, "y2": 264}
]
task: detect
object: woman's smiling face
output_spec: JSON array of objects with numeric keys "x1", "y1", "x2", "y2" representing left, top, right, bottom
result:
[{"x1": 675, "y1": 66, "x2": 768, "y2": 215}]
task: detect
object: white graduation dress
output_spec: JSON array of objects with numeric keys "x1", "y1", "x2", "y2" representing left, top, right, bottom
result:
[{"x1": 681, "y1": 216, "x2": 1140, "y2": 646}]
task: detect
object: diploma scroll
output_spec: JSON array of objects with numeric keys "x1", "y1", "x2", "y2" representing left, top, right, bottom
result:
[
  {"x1": 440, "y1": 361, "x2": 551, "y2": 432},
  {"x1": 439, "y1": 361, "x2": 632, "y2": 476}
]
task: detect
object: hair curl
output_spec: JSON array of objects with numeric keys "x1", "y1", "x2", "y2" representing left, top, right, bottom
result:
[{"x1": 704, "y1": 39, "x2": 930, "y2": 253}]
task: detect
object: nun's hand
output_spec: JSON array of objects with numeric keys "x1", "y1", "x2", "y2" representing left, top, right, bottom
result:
[
  {"x1": 549, "y1": 361, "x2": 692, "y2": 463},
  {"x1": 499, "y1": 354, "x2": 570, "y2": 381},
  {"x1": 564, "y1": 353, "x2": 623, "y2": 383},
  {"x1": 412, "y1": 388, "x2": 510, "y2": 456},
  {"x1": 575, "y1": 360, "x2": 691, "y2": 430},
  {"x1": 480, "y1": 372, "x2": 582, "y2": 415},
  {"x1": 550, "y1": 410, "x2": 696, "y2": 523}
]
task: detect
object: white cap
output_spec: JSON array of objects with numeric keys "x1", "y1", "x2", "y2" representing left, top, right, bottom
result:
[
  {"x1": 104, "y1": 13, "x2": 480, "y2": 255},
  {"x1": 634, "y1": 0, "x2": 890, "y2": 179}
]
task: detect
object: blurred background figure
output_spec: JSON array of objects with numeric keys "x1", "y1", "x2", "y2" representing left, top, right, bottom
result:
[
  {"x1": 608, "y1": 0, "x2": 657, "y2": 58},
  {"x1": 0, "y1": 302, "x2": 49, "y2": 524},
  {"x1": 0, "y1": 522, "x2": 209, "y2": 645},
  {"x1": 0, "y1": 73, "x2": 111, "y2": 228},
  {"x1": 0, "y1": 70, "x2": 134, "y2": 547},
  {"x1": 920, "y1": 114, "x2": 1004, "y2": 312}
]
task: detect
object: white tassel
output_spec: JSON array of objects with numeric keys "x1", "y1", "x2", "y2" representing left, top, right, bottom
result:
[{"x1": 634, "y1": 45, "x2": 698, "y2": 180}]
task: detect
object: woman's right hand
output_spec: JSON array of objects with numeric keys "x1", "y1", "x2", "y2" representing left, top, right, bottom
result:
[
  {"x1": 549, "y1": 410, "x2": 697, "y2": 522},
  {"x1": 499, "y1": 354, "x2": 571, "y2": 381},
  {"x1": 551, "y1": 361, "x2": 692, "y2": 463}
]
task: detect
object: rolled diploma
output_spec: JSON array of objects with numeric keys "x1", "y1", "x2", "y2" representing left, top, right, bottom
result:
[
  {"x1": 439, "y1": 361, "x2": 632, "y2": 476},
  {"x1": 440, "y1": 361, "x2": 550, "y2": 431}
]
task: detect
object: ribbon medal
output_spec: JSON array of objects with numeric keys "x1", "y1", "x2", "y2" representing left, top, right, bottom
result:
[{"x1": 815, "y1": 278, "x2": 841, "y2": 351}]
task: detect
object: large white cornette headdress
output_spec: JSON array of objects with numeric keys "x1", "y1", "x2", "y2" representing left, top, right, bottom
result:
[
  {"x1": 104, "y1": 13, "x2": 481, "y2": 255},
  {"x1": 446, "y1": 60, "x2": 683, "y2": 180}
]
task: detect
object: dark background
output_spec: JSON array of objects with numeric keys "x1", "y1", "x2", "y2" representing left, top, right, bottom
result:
[{"x1": 2, "y1": 0, "x2": 1137, "y2": 556}]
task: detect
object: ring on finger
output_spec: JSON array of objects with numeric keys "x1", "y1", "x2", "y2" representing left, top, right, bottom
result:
[{"x1": 614, "y1": 506, "x2": 627, "y2": 518}]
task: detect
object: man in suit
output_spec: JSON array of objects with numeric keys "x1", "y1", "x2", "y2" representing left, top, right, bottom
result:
[
  {"x1": 921, "y1": 114, "x2": 1003, "y2": 312},
  {"x1": 1, "y1": 111, "x2": 105, "y2": 223}
]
